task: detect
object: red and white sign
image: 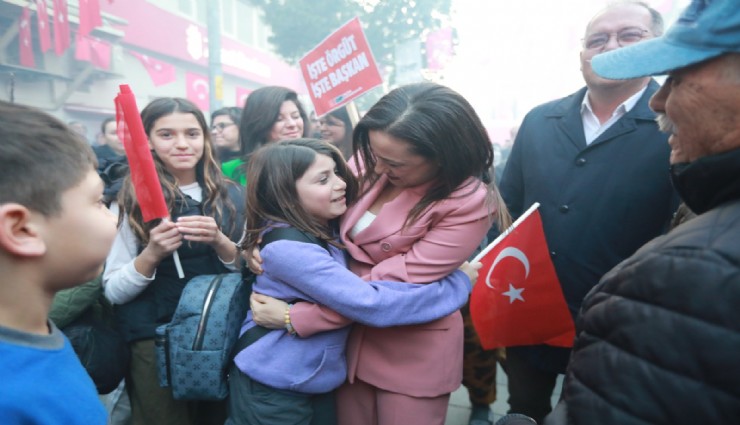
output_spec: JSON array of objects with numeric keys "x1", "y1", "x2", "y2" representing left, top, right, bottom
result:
[
  {"x1": 299, "y1": 17, "x2": 382, "y2": 116},
  {"x1": 470, "y1": 203, "x2": 575, "y2": 349}
]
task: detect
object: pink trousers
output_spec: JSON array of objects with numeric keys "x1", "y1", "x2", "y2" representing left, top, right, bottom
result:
[{"x1": 336, "y1": 378, "x2": 450, "y2": 425}]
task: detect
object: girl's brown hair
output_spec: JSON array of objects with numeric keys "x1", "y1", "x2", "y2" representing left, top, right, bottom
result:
[
  {"x1": 241, "y1": 138, "x2": 359, "y2": 254},
  {"x1": 118, "y1": 97, "x2": 238, "y2": 244}
]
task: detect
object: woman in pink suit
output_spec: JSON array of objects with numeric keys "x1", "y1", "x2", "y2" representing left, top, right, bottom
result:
[{"x1": 251, "y1": 82, "x2": 510, "y2": 425}]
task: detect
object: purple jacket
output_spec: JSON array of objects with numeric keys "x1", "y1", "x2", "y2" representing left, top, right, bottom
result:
[{"x1": 233, "y1": 233, "x2": 472, "y2": 394}]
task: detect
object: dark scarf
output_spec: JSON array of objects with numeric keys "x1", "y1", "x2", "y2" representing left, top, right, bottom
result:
[{"x1": 670, "y1": 148, "x2": 740, "y2": 214}]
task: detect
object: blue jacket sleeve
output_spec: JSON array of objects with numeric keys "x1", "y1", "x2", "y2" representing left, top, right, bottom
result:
[{"x1": 260, "y1": 240, "x2": 472, "y2": 328}]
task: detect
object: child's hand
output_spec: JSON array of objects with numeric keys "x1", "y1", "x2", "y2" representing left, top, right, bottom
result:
[
  {"x1": 143, "y1": 219, "x2": 183, "y2": 261},
  {"x1": 175, "y1": 216, "x2": 224, "y2": 245},
  {"x1": 459, "y1": 261, "x2": 483, "y2": 286},
  {"x1": 244, "y1": 246, "x2": 264, "y2": 275},
  {"x1": 250, "y1": 292, "x2": 288, "y2": 329}
]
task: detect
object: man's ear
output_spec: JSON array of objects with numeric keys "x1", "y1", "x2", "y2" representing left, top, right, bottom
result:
[{"x1": 0, "y1": 204, "x2": 46, "y2": 257}]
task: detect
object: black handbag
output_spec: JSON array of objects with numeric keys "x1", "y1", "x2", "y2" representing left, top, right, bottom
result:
[{"x1": 62, "y1": 297, "x2": 130, "y2": 394}]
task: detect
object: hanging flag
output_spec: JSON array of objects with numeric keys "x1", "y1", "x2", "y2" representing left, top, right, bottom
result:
[
  {"x1": 75, "y1": 33, "x2": 111, "y2": 69},
  {"x1": 469, "y1": 203, "x2": 575, "y2": 349},
  {"x1": 185, "y1": 72, "x2": 209, "y2": 111},
  {"x1": 19, "y1": 7, "x2": 35, "y2": 68},
  {"x1": 129, "y1": 51, "x2": 177, "y2": 86},
  {"x1": 115, "y1": 85, "x2": 184, "y2": 278},
  {"x1": 77, "y1": 0, "x2": 102, "y2": 36},
  {"x1": 52, "y1": 0, "x2": 70, "y2": 56},
  {"x1": 36, "y1": 0, "x2": 52, "y2": 53}
]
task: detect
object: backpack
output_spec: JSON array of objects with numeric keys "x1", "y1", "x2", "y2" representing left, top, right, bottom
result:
[
  {"x1": 154, "y1": 227, "x2": 328, "y2": 401},
  {"x1": 63, "y1": 299, "x2": 130, "y2": 394}
]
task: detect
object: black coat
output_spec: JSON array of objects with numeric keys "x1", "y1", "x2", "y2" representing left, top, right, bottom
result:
[
  {"x1": 116, "y1": 183, "x2": 245, "y2": 342},
  {"x1": 545, "y1": 148, "x2": 740, "y2": 425},
  {"x1": 498, "y1": 81, "x2": 679, "y2": 373}
]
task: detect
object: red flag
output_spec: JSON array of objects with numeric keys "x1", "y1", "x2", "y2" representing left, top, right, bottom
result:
[
  {"x1": 52, "y1": 0, "x2": 70, "y2": 56},
  {"x1": 75, "y1": 33, "x2": 111, "y2": 69},
  {"x1": 77, "y1": 0, "x2": 102, "y2": 36},
  {"x1": 114, "y1": 85, "x2": 169, "y2": 222},
  {"x1": 36, "y1": 0, "x2": 52, "y2": 53},
  {"x1": 19, "y1": 8, "x2": 35, "y2": 68},
  {"x1": 129, "y1": 51, "x2": 177, "y2": 86},
  {"x1": 185, "y1": 72, "x2": 209, "y2": 111},
  {"x1": 470, "y1": 203, "x2": 575, "y2": 349}
]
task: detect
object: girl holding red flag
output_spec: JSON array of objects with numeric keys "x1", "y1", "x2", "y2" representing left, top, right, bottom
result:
[{"x1": 103, "y1": 98, "x2": 244, "y2": 425}]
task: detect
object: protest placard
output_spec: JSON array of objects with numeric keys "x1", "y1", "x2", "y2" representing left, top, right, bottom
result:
[{"x1": 299, "y1": 17, "x2": 383, "y2": 116}]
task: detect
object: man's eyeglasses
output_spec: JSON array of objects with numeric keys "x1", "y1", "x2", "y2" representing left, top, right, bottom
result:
[
  {"x1": 211, "y1": 122, "x2": 235, "y2": 132},
  {"x1": 583, "y1": 27, "x2": 650, "y2": 50}
]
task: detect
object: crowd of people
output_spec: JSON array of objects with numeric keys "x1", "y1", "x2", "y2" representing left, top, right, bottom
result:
[{"x1": 0, "y1": 0, "x2": 738, "y2": 424}]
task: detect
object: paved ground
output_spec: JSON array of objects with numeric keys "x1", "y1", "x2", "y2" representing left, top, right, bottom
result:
[{"x1": 445, "y1": 364, "x2": 563, "y2": 425}]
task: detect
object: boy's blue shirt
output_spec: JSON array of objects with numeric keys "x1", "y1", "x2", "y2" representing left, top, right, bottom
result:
[
  {"x1": 0, "y1": 322, "x2": 107, "y2": 424},
  {"x1": 234, "y1": 228, "x2": 472, "y2": 394}
]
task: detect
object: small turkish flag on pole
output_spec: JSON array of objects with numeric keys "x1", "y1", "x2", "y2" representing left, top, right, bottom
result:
[
  {"x1": 36, "y1": 0, "x2": 52, "y2": 53},
  {"x1": 470, "y1": 203, "x2": 575, "y2": 349},
  {"x1": 19, "y1": 7, "x2": 35, "y2": 68},
  {"x1": 115, "y1": 85, "x2": 184, "y2": 278}
]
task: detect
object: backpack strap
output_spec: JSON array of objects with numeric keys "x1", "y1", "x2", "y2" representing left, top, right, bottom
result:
[
  {"x1": 231, "y1": 227, "x2": 329, "y2": 363},
  {"x1": 259, "y1": 227, "x2": 329, "y2": 252}
]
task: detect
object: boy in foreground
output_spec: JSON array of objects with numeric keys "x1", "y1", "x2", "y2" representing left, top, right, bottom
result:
[{"x1": 0, "y1": 101, "x2": 117, "y2": 424}]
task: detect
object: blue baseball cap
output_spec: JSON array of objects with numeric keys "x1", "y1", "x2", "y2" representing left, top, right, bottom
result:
[{"x1": 592, "y1": 0, "x2": 740, "y2": 79}]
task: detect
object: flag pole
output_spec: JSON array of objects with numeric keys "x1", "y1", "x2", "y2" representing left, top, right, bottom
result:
[{"x1": 473, "y1": 202, "x2": 541, "y2": 263}]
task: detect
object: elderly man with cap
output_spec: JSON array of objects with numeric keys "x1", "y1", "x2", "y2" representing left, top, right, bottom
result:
[{"x1": 544, "y1": 0, "x2": 740, "y2": 424}]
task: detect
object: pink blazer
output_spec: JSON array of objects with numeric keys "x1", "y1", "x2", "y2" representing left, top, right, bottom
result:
[{"x1": 291, "y1": 174, "x2": 492, "y2": 397}]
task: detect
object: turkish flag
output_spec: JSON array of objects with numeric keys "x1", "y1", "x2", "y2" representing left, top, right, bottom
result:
[
  {"x1": 185, "y1": 72, "x2": 209, "y2": 111},
  {"x1": 75, "y1": 33, "x2": 111, "y2": 69},
  {"x1": 77, "y1": 0, "x2": 102, "y2": 36},
  {"x1": 470, "y1": 203, "x2": 575, "y2": 349},
  {"x1": 52, "y1": 0, "x2": 70, "y2": 56},
  {"x1": 19, "y1": 7, "x2": 35, "y2": 68},
  {"x1": 114, "y1": 84, "x2": 169, "y2": 222},
  {"x1": 129, "y1": 51, "x2": 177, "y2": 86},
  {"x1": 36, "y1": 0, "x2": 52, "y2": 53}
]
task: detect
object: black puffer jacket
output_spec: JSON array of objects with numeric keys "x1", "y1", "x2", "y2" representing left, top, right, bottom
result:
[{"x1": 546, "y1": 149, "x2": 740, "y2": 425}]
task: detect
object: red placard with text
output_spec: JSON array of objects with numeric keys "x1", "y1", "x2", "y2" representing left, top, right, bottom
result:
[{"x1": 299, "y1": 17, "x2": 382, "y2": 116}]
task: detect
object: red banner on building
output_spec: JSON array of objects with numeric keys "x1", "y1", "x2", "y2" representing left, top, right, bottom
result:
[
  {"x1": 299, "y1": 17, "x2": 382, "y2": 116},
  {"x1": 36, "y1": 0, "x2": 52, "y2": 53},
  {"x1": 19, "y1": 7, "x2": 35, "y2": 68}
]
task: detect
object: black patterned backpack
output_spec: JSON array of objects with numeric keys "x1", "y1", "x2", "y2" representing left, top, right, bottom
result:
[{"x1": 154, "y1": 227, "x2": 328, "y2": 401}]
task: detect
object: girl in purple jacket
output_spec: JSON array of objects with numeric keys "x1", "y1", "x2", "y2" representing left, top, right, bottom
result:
[{"x1": 227, "y1": 139, "x2": 478, "y2": 425}]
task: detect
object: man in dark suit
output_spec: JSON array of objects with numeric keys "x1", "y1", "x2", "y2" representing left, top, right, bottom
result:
[{"x1": 495, "y1": 2, "x2": 679, "y2": 422}]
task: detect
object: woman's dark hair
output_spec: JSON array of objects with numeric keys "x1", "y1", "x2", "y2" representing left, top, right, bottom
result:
[
  {"x1": 118, "y1": 97, "x2": 238, "y2": 243},
  {"x1": 210, "y1": 106, "x2": 243, "y2": 127},
  {"x1": 353, "y1": 82, "x2": 510, "y2": 228},
  {"x1": 237, "y1": 86, "x2": 308, "y2": 163},
  {"x1": 242, "y1": 138, "x2": 358, "y2": 253},
  {"x1": 323, "y1": 106, "x2": 354, "y2": 160}
]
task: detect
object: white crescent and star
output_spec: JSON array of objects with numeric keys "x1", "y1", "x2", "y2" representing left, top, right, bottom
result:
[{"x1": 484, "y1": 246, "x2": 530, "y2": 304}]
